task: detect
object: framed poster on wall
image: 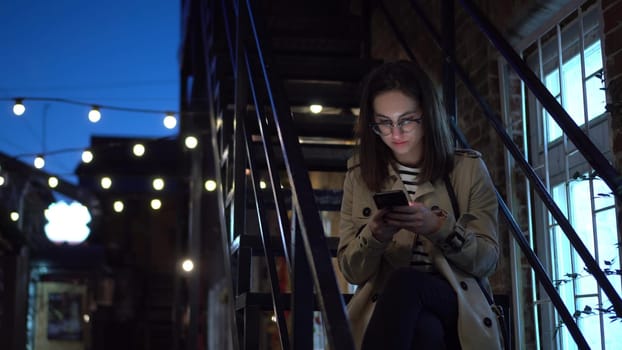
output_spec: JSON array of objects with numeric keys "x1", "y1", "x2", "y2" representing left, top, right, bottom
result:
[{"x1": 47, "y1": 292, "x2": 82, "y2": 340}]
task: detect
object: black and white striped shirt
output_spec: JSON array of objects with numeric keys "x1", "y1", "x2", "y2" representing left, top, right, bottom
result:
[{"x1": 397, "y1": 163, "x2": 435, "y2": 272}]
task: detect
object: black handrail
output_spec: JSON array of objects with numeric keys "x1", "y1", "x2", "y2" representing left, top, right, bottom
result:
[
  {"x1": 458, "y1": 0, "x2": 622, "y2": 201},
  {"x1": 203, "y1": 0, "x2": 356, "y2": 348},
  {"x1": 241, "y1": 0, "x2": 355, "y2": 347},
  {"x1": 409, "y1": 0, "x2": 622, "y2": 320}
]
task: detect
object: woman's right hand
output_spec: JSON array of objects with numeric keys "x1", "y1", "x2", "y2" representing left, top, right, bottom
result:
[{"x1": 368, "y1": 208, "x2": 400, "y2": 242}]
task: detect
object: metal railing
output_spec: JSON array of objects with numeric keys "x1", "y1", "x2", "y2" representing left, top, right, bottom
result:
[
  {"x1": 378, "y1": 0, "x2": 622, "y2": 348},
  {"x1": 180, "y1": 0, "x2": 622, "y2": 349}
]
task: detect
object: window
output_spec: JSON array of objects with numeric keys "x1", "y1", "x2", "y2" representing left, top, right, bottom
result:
[{"x1": 502, "y1": 1, "x2": 621, "y2": 349}]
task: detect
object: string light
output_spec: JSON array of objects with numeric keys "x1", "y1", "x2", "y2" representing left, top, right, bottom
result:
[
  {"x1": 10, "y1": 211, "x2": 20, "y2": 222},
  {"x1": 152, "y1": 178, "x2": 165, "y2": 191},
  {"x1": 132, "y1": 143, "x2": 145, "y2": 157},
  {"x1": 12, "y1": 98, "x2": 25, "y2": 116},
  {"x1": 34, "y1": 155, "x2": 45, "y2": 169},
  {"x1": 181, "y1": 259, "x2": 194, "y2": 272},
  {"x1": 184, "y1": 135, "x2": 198, "y2": 149},
  {"x1": 113, "y1": 200, "x2": 124, "y2": 213},
  {"x1": 163, "y1": 112, "x2": 177, "y2": 129},
  {"x1": 0, "y1": 175, "x2": 5, "y2": 187},
  {"x1": 204, "y1": 179, "x2": 216, "y2": 192},
  {"x1": 88, "y1": 106, "x2": 101, "y2": 123},
  {"x1": 100, "y1": 176, "x2": 112, "y2": 190},
  {"x1": 150, "y1": 198, "x2": 162, "y2": 210},
  {"x1": 81, "y1": 150, "x2": 94, "y2": 163},
  {"x1": 48, "y1": 176, "x2": 59, "y2": 188}
]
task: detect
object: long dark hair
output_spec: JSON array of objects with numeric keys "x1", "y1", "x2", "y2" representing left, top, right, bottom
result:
[{"x1": 355, "y1": 60, "x2": 454, "y2": 192}]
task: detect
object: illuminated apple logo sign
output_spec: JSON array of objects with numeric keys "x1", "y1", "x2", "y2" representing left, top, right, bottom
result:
[{"x1": 44, "y1": 201, "x2": 92, "y2": 244}]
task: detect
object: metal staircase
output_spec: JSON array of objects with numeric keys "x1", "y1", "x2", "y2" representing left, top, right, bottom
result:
[{"x1": 179, "y1": 0, "x2": 622, "y2": 349}]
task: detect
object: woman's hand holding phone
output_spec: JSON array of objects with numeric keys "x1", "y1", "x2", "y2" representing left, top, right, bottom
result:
[
  {"x1": 369, "y1": 208, "x2": 401, "y2": 242},
  {"x1": 383, "y1": 202, "x2": 442, "y2": 236}
]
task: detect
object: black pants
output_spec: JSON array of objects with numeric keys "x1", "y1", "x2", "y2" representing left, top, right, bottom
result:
[{"x1": 361, "y1": 268, "x2": 461, "y2": 350}]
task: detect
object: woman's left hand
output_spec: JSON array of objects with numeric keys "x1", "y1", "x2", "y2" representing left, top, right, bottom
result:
[{"x1": 383, "y1": 202, "x2": 442, "y2": 236}]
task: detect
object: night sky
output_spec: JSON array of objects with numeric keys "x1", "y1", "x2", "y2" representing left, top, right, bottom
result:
[{"x1": 0, "y1": 0, "x2": 181, "y2": 184}]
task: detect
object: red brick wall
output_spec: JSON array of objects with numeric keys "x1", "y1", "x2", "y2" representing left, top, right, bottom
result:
[{"x1": 603, "y1": 0, "x2": 622, "y2": 232}]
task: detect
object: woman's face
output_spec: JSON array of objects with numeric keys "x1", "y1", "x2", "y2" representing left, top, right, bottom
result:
[{"x1": 372, "y1": 90, "x2": 424, "y2": 166}]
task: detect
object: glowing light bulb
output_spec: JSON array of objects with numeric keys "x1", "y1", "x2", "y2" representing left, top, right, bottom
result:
[
  {"x1": 113, "y1": 200, "x2": 124, "y2": 213},
  {"x1": 132, "y1": 143, "x2": 145, "y2": 157},
  {"x1": 48, "y1": 176, "x2": 59, "y2": 188},
  {"x1": 182, "y1": 259, "x2": 194, "y2": 272},
  {"x1": 310, "y1": 104, "x2": 323, "y2": 114},
  {"x1": 260, "y1": 180, "x2": 267, "y2": 189},
  {"x1": 10, "y1": 211, "x2": 19, "y2": 221},
  {"x1": 100, "y1": 176, "x2": 112, "y2": 190},
  {"x1": 0, "y1": 175, "x2": 5, "y2": 187},
  {"x1": 184, "y1": 136, "x2": 198, "y2": 149},
  {"x1": 82, "y1": 150, "x2": 94, "y2": 163},
  {"x1": 34, "y1": 155, "x2": 45, "y2": 169},
  {"x1": 204, "y1": 179, "x2": 216, "y2": 192},
  {"x1": 150, "y1": 199, "x2": 162, "y2": 210},
  {"x1": 163, "y1": 113, "x2": 177, "y2": 129},
  {"x1": 13, "y1": 99, "x2": 25, "y2": 116},
  {"x1": 152, "y1": 178, "x2": 165, "y2": 191},
  {"x1": 88, "y1": 106, "x2": 101, "y2": 123}
]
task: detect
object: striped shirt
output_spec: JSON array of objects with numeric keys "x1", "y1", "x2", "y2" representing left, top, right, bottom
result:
[{"x1": 397, "y1": 163, "x2": 435, "y2": 272}]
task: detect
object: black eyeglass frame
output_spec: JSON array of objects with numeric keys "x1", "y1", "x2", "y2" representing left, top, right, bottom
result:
[{"x1": 369, "y1": 116, "x2": 423, "y2": 136}]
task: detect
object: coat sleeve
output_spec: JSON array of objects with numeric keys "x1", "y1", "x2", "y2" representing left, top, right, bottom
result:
[
  {"x1": 337, "y1": 168, "x2": 389, "y2": 285},
  {"x1": 431, "y1": 156, "x2": 499, "y2": 278}
]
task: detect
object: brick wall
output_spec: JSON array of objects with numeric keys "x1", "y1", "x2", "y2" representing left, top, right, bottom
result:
[{"x1": 603, "y1": 0, "x2": 622, "y2": 231}]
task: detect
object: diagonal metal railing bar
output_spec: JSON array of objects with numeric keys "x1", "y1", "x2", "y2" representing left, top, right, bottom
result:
[
  {"x1": 196, "y1": 2, "x2": 240, "y2": 349},
  {"x1": 458, "y1": 0, "x2": 622, "y2": 201},
  {"x1": 242, "y1": 0, "x2": 355, "y2": 348},
  {"x1": 407, "y1": 0, "x2": 622, "y2": 320},
  {"x1": 244, "y1": 49, "x2": 293, "y2": 271},
  {"x1": 242, "y1": 104, "x2": 291, "y2": 350}
]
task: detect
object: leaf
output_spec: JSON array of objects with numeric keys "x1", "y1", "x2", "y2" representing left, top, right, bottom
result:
[{"x1": 583, "y1": 305, "x2": 593, "y2": 314}]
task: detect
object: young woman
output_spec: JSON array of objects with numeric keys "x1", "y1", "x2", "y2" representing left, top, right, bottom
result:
[{"x1": 337, "y1": 61, "x2": 503, "y2": 349}]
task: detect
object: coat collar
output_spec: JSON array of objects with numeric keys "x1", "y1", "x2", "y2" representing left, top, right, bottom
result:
[{"x1": 385, "y1": 162, "x2": 436, "y2": 200}]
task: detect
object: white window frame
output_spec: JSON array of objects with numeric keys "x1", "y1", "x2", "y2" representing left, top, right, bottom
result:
[{"x1": 500, "y1": 0, "x2": 622, "y2": 349}]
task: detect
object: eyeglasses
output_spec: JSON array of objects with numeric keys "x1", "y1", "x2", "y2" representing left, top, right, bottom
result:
[{"x1": 370, "y1": 117, "x2": 422, "y2": 136}]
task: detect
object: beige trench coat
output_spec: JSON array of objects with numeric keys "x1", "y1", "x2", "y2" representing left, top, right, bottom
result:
[{"x1": 337, "y1": 149, "x2": 503, "y2": 350}]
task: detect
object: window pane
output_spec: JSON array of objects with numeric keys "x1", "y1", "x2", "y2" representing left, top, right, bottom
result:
[
  {"x1": 561, "y1": 54, "x2": 585, "y2": 126},
  {"x1": 576, "y1": 296, "x2": 603, "y2": 348},
  {"x1": 584, "y1": 41, "x2": 605, "y2": 120}
]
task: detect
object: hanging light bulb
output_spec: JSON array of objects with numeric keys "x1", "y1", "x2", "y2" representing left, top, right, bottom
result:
[
  {"x1": 10, "y1": 211, "x2": 19, "y2": 222},
  {"x1": 100, "y1": 176, "x2": 112, "y2": 190},
  {"x1": 88, "y1": 106, "x2": 101, "y2": 123},
  {"x1": 13, "y1": 98, "x2": 25, "y2": 116},
  {"x1": 163, "y1": 112, "x2": 177, "y2": 129},
  {"x1": 0, "y1": 175, "x2": 5, "y2": 187},
  {"x1": 152, "y1": 177, "x2": 165, "y2": 191},
  {"x1": 48, "y1": 176, "x2": 59, "y2": 188},
  {"x1": 113, "y1": 200, "x2": 124, "y2": 213},
  {"x1": 34, "y1": 155, "x2": 45, "y2": 169},
  {"x1": 204, "y1": 179, "x2": 217, "y2": 192},
  {"x1": 150, "y1": 199, "x2": 162, "y2": 210},
  {"x1": 184, "y1": 135, "x2": 198, "y2": 149},
  {"x1": 81, "y1": 150, "x2": 94, "y2": 163},
  {"x1": 132, "y1": 143, "x2": 145, "y2": 157}
]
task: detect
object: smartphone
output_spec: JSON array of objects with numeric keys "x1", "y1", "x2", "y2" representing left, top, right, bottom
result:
[{"x1": 373, "y1": 190, "x2": 410, "y2": 209}]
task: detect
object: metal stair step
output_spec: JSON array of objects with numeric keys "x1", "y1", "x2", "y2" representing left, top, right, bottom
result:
[
  {"x1": 235, "y1": 291, "x2": 353, "y2": 311},
  {"x1": 231, "y1": 235, "x2": 340, "y2": 257}
]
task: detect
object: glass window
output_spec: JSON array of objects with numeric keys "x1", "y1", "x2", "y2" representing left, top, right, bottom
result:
[{"x1": 504, "y1": 1, "x2": 621, "y2": 349}]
